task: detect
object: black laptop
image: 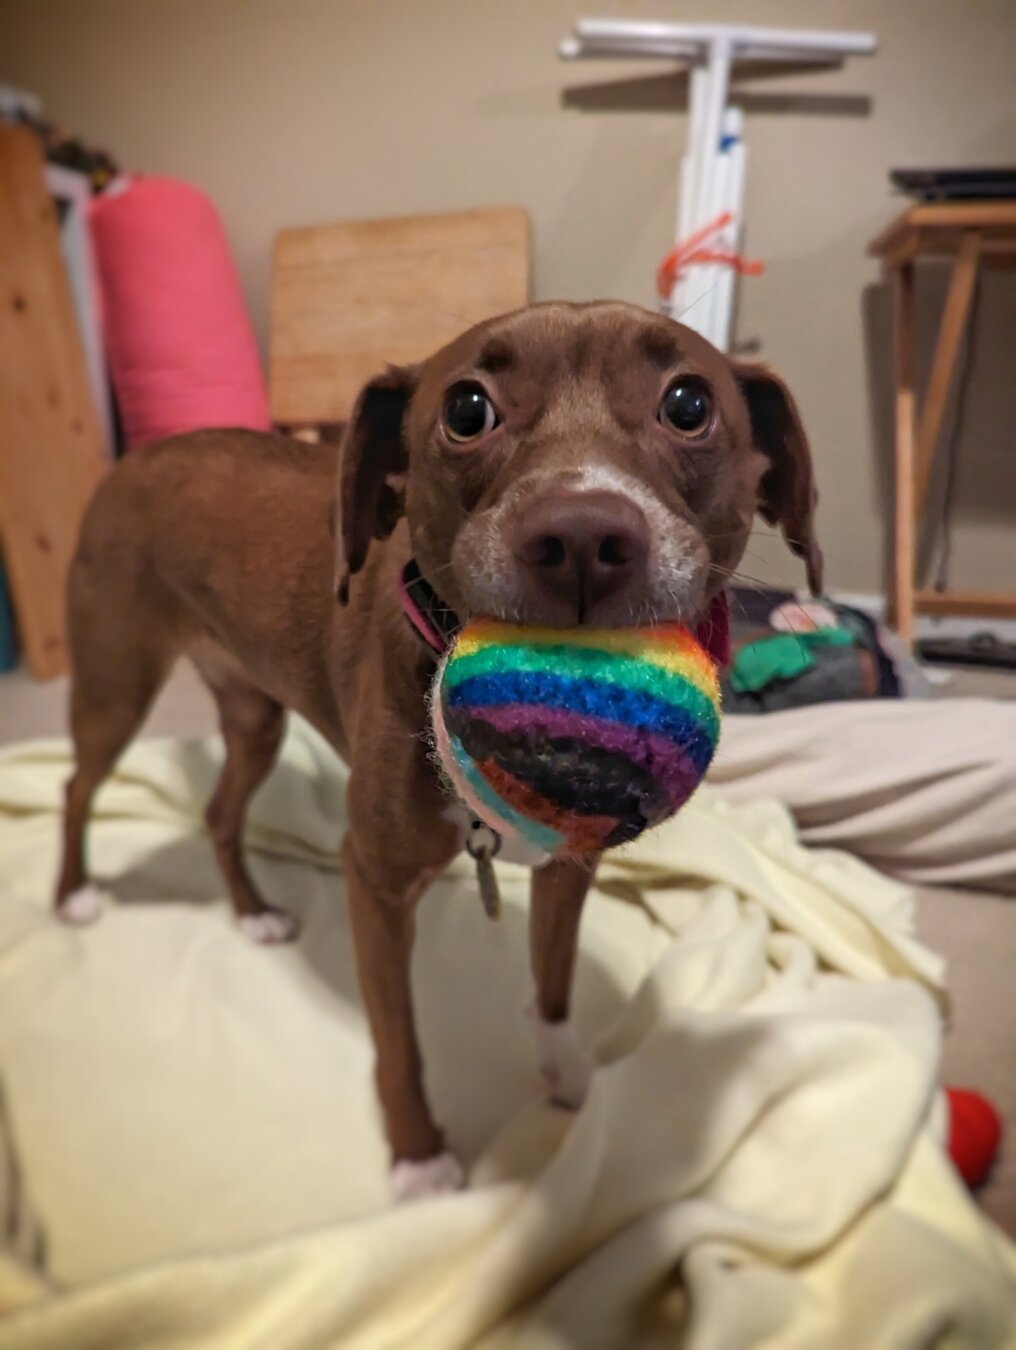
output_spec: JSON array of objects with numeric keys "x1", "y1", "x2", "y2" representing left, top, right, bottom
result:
[{"x1": 891, "y1": 167, "x2": 1016, "y2": 201}]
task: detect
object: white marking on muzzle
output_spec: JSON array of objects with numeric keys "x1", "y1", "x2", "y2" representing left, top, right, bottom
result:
[{"x1": 455, "y1": 464, "x2": 705, "y2": 624}]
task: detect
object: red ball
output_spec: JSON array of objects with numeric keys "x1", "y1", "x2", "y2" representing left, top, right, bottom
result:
[{"x1": 945, "y1": 1087, "x2": 1002, "y2": 1190}]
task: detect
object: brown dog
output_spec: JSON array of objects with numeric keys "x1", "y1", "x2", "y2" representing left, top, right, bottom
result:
[{"x1": 55, "y1": 301, "x2": 820, "y2": 1198}]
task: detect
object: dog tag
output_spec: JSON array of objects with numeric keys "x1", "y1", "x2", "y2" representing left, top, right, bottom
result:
[{"x1": 466, "y1": 821, "x2": 502, "y2": 921}]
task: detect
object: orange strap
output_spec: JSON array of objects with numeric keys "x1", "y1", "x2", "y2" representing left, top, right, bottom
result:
[{"x1": 656, "y1": 211, "x2": 764, "y2": 300}]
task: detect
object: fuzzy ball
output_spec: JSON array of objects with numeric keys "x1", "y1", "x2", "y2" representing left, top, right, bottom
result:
[{"x1": 430, "y1": 619, "x2": 721, "y2": 859}]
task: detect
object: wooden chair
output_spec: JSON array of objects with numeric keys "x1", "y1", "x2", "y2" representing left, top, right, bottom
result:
[{"x1": 269, "y1": 205, "x2": 530, "y2": 432}]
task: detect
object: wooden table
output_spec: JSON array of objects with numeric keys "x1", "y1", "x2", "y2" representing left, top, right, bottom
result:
[{"x1": 868, "y1": 200, "x2": 1016, "y2": 641}]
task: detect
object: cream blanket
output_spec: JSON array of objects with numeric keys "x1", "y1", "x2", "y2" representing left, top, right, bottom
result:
[
  {"x1": 0, "y1": 722, "x2": 1013, "y2": 1348},
  {"x1": 713, "y1": 699, "x2": 1016, "y2": 894}
]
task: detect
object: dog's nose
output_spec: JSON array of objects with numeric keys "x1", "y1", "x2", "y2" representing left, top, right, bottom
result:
[{"x1": 511, "y1": 490, "x2": 650, "y2": 624}]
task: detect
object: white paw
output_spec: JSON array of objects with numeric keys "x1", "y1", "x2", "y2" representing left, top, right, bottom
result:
[
  {"x1": 391, "y1": 1151, "x2": 464, "y2": 1203},
  {"x1": 58, "y1": 884, "x2": 103, "y2": 926},
  {"x1": 532, "y1": 1012, "x2": 593, "y2": 1110},
  {"x1": 237, "y1": 908, "x2": 300, "y2": 944}
]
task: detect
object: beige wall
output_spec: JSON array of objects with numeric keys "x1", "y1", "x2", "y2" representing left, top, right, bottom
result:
[{"x1": 3, "y1": 0, "x2": 1014, "y2": 596}]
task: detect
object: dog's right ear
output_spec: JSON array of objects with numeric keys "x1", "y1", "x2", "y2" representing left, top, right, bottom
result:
[
  {"x1": 336, "y1": 365, "x2": 419, "y2": 603},
  {"x1": 735, "y1": 362, "x2": 824, "y2": 597}
]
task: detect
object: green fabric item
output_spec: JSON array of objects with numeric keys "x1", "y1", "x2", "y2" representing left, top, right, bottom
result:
[{"x1": 729, "y1": 628, "x2": 855, "y2": 694}]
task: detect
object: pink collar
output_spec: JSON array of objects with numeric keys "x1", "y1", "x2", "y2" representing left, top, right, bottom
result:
[
  {"x1": 694, "y1": 590, "x2": 732, "y2": 667},
  {"x1": 399, "y1": 560, "x2": 731, "y2": 667}
]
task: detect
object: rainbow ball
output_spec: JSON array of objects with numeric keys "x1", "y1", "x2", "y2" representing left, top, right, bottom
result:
[{"x1": 430, "y1": 619, "x2": 721, "y2": 859}]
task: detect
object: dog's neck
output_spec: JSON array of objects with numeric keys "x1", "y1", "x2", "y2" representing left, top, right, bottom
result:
[{"x1": 399, "y1": 559, "x2": 731, "y2": 666}]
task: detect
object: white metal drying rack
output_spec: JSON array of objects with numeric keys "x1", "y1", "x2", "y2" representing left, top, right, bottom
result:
[{"x1": 559, "y1": 19, "x2": 877, "y2": 351}]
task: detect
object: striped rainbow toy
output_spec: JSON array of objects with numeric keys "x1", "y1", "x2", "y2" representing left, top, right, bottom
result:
[{"x1": 430, "y1": 618, "x2": 721, "y2": 859}]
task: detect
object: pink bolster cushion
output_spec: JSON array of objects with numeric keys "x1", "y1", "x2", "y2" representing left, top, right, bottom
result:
[{"x1": 90, "y1": 177, "x2": 270, "y2": 449}]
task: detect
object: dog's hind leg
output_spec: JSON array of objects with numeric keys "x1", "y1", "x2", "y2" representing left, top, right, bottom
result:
[
  {"x1": 201, "y1": 677, "x2": 295, "y2": 944},
  {"x1": 56, "y1": 610, "x2": 173, "y2": 924}
]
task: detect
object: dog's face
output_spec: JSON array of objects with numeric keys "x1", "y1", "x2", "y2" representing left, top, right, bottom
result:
[{"x1": 337, "y1": 301, "x2": 821, "y2": 627}]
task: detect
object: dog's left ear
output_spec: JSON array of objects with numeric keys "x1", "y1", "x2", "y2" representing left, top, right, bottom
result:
[
  {"x1": 735, "y1": 362, "x2": 823, "y2": 596},
  {"x1": 336, "y1": 364, "x2": 419, "y2": 603}
]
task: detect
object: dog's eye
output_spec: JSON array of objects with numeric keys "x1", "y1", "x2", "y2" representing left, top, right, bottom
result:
[
  {"x1": 660, "y1": 379, "x2": 713, "y2": 437},
  {"x1": 443, "y1": 383, "x2": 499, "y2": 443}
]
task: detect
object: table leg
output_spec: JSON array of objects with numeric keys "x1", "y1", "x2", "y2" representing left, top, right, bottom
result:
[
  {"x1": 914, "y1": 233, "x2": 980, "y2": 510},
  {"x1": 891, "y1": 263, "x2": 917, "y2": 642}
]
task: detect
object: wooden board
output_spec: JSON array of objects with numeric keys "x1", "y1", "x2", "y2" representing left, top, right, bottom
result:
[
  {"x1": 0, "y1": 126, "x2": 107, "y2": 679},
  {"x1": 914, "y1": 590, "x2": 1016, "y2": 620},
  {"x1": 270, "y1": 205, "x2": 530, "y2": 425}
]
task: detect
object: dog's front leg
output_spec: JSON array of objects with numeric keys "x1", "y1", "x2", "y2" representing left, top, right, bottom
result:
[
  {"x1": 342, "y1": 822, "x2": 463, "y2": 1201},
  {"x1": 530, "y1": 856, "x2": 598, "y2": 1109}
]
